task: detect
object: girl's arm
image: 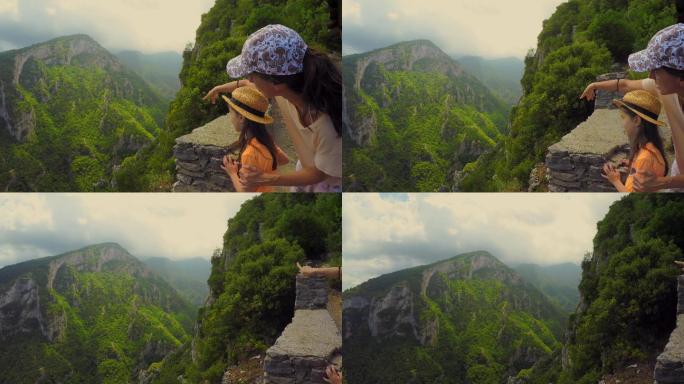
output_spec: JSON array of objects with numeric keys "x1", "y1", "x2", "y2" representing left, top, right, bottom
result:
[
  {"x1": 221, "y1": 155, "x2": 256, "y2": 192},
  {"x1": 602, "y1": 162, "x2": 629, "y2": 192},
  {"x1": 580, "y1": 79, "x2": 644, "y2": 100}
]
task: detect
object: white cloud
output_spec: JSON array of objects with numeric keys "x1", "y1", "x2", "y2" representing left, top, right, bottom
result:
[
  {"x1": 342, "y1": 193, "x2": 624, "y2": 290},
  {"x1": 342, "y1": 0, "x2": 567, "y2": 58},
  {"x1": 0, "y1": 193, "x2": 256, "y2": 267},
  {"x1": 0, "y1": 0, "x2": 215, "y2": 53}
]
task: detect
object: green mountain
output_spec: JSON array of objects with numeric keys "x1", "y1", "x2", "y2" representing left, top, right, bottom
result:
[
  {"x1": 513, "y1": 262, "x2": 581, "y2": 313},
  {"x1": 455, "y1": 55, "x2": 524, "y2": 106},
  {"x1": 0, "y1": 243, "x2": 195, "y2": 384},
  {"x1": 524, "y1": 194, "x2": 684, "y2": 384},
  {"x1": 117, "y1": 0, "x2": 341, "y2": 191},
  {"x1": 142, "y1": 256, "x2": 211, "y2": 307},
  {"x1": 342, "y1": 39, "x2": 510, "y2": 192},
  {"x1": 460, "y1": 0, "x2": 677, "y2": 191},
  {"x1": 115, "y1": 50, "x2": 182, "y2": 101},
  {"x1": 150, "y1": 194, "x2": 342, "y2": 384},
  {"x1": 0, "y1": 34, "x2": 167, "y2": 192},
  {"x1": 343, "y1": 251, "x2": 566, "y2": 384}
]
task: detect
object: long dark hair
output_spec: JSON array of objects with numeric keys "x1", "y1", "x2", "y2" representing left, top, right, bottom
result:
[
  {"x1": 255, "y1": 48, "x2": 342, "y2": 136},
  {"x1": 621, "y1": 107, "x2": 669, "y2": 176},
  {"x1": 235, "y1": 113, "x2": 278, "y2": 176}
]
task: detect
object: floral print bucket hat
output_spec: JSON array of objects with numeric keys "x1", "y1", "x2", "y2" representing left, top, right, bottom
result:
[
  {"x1": 629, "y1": 23, "x2": 684, "y2": 72},
  {"x1": 226, "y1": 24, "x2": 308, "y2": 78}
]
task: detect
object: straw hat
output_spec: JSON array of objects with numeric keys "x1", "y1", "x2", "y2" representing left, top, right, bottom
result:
[
  {"x1": 222, "y1": 87, "x2": 273, "y2": 124},
  {"x1": 612, "y1": 90, "x2": 666, "y2": 127}
]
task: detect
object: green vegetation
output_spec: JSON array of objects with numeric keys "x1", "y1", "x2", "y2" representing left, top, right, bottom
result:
[
  {"x1": 343, "y1": 41, "x2": 509, "y2": 192},
  {"x1": 154, "y1": 194, "x2": 342, "y2": 383},
  {"x1": 344, "y1": 251, "x2": 566, "y2": 384},
  {"x1": 461, "y1": 0, "x2": 677, "y2": 191},
  {"x1": 0, "y1": 35, "x2": 166, "y2": 192},
  {"x1": 119, "y1": 0, "x2": 340, "y2": 191},
  {"x1": 0, "y1": 244, "x2": 195, "y2": 384}
]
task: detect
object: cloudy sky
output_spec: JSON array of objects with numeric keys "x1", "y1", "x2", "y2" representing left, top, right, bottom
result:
[
  {"x1": 343, "y1": 0, "x2": 567, "y2": 58},
  {"x1": 0, "y1": 0, "x2": 215, "y2": 53},
  {"x1": 0, "y1": 193, "x2": 256, "y2": 268},
  {"x1": 343, "y1": 193, "x2": 624, "y2": 290}
]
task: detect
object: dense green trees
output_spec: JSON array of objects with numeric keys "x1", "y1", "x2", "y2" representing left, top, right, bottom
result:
[
  {"x1": 343, "y1": 47, "x2": 509, "y2": 192},
  {"x1": 119, "y1": 0, "x2": 340, "y2": 191},
  {"x1": 461, "y1": 0, "x2": 678, "y2": 191},
  {"x1": 154, "y1": 193, "x2": 341, "y2": 383}
]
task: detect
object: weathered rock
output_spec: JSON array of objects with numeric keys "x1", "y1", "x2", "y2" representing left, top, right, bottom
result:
[
  {"x1": 295, "y1": 275, "x2": 328, "y2": 310},
  {"x1": 655, "y1": 276, "x2": 684, "y2": 383},
  {"x1": 263, "y1": 309, "x2": 341, "y2": 384},
  {"x1": 171, "y1": 115, "x2": 240, "y2": 192}
]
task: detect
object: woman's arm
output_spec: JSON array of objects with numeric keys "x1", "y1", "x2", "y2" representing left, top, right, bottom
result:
[
  {"x1": 238, "y1": 164, "x2": 328, "y2": 188},
  {"x1": 661, "y1": 93, "x2": 684, "y2": 172},
  {"x1": 203, "y1": 79, "x2": 257, "y2": 104},
  {"x1": 580, "y1": 79, "x2": 644, "y2": 100},
  {"x1": 297, "y1": 262, "x2": 341, "y2": 280},
  {"x1": 275, "y1": 145, "x2": 290, "y2": 166},
  {"x1": 634, "y1": 171, "x2": 684, "y2": 191}
]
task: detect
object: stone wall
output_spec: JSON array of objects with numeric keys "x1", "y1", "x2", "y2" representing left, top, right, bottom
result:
[
  {"x1": 655, "y1": 275, "x2": 684, "y2": 383},
  {"x1": 545, "y1": 73, "x2": 673, "y2": 192},
  {"x1": 263, "y1": 274, "x2": 342, "y2": 384}
]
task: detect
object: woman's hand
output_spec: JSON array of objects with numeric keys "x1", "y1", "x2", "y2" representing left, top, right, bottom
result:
[
  {"x1": 323, "y1": 365, "x2": 342, "y2": 384},
  {"x1": 203, "y1": 85, "x2": 225, "y2": 105},
  {"x1": 239, "y1": 164, "x2": 280, "y2": 188},
  {"x1": 297, "y1": 262, "x2": 315, "y2": 277},
  {"x1": 580, "y1": 83, "x2": 597, "y2": 101},
  {"x1": 633, "y1": 170, "x2": 669, "y2": 192},
  {"x1": 602, "y1": 162, "x2": 621, "y2": 183}
]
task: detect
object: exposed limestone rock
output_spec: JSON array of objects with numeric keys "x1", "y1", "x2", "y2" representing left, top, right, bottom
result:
[
  {"x1": 654, "y1": 275, "x2": 684, "y2": 383},
  {"x1": 0, "y1": 277, "x2": 46, "y2": 340},
  {"x1": 368, "y1": 283, "x2": 419, "y2": 340}
]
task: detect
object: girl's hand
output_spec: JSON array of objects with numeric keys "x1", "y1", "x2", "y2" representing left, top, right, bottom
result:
[
  {"x1": 220, "y1": 155, "x2": 239, "y2": 176},
  {"x1": 601, "y1": 162, "x2": 621, "y2": 183},
  {"x1": 323, "y1": 365, "x2": 342, "y2": 384},
  {"x1": 580, "y1": 83, "x2": 596, "y2": 101}
]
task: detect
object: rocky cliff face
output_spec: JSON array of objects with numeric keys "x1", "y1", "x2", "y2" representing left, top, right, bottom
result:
[
  {"x1": 655, "y1": 275, "x2": 684, "y2": 383},
  {"x1": 343, "y1": 251, "x2": 565, "y2": 383},
  {"x1": 0, "y1": 34, "x2": 145, "y2": 142},
  {"x1": 0, "y1": 243, "x2": 194, "y2": 383}
]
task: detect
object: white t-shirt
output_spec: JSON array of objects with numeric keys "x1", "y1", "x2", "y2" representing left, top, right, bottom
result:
[
  {"x1": 643, "y1": 78, "x2": 684, "y2": 191},
  {"x1": 275, "y1": 96, "x2": 342, "y2": 192}
]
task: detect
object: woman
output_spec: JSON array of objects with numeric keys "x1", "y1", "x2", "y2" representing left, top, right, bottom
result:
[
  {"x1": 204, "y1": 24, "x2": 342, "y2": 192},
  {"x1": 601, "y1": 91, "x2": 668, "y2": 192},
  {"x1": 219, "y1": 86, "x2": 289, "y2": 192},
  {"x1": 581, "y1": 23, "x2": 684, "y2": 191}
]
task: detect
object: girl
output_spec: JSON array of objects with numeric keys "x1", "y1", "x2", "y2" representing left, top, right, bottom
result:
[
  {"x1": 602, "y1": 90, "x2": 668, "y2": 192},
  {"x1": 220, "y1": 86, "x2": 289, "y2": 192},
  {"x1": 205, "y1": 24, "x2": 342, "y2": 192}
]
